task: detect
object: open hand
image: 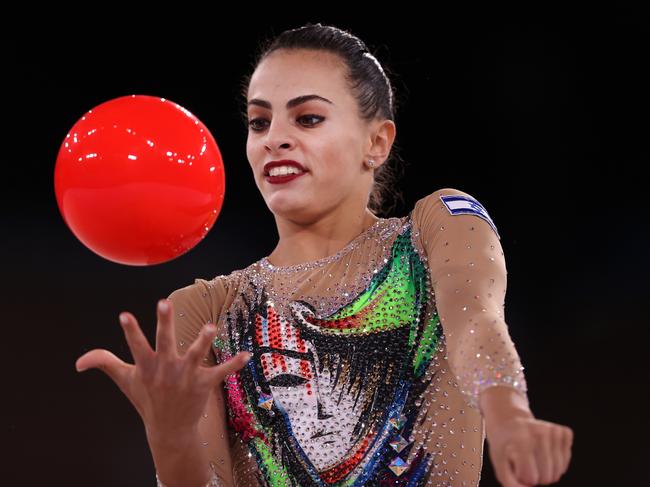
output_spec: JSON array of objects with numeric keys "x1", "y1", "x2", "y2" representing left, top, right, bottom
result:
[{"x1": 75, "y1": 298, "x2": 251, "y2": 435}]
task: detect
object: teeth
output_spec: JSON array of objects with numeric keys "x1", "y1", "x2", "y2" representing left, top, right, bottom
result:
[{"x1": 268, "y1": 165, "x2": 303, "y2": 176}]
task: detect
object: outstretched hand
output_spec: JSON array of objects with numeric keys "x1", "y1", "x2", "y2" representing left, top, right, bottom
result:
[{"x1": 75, "y1": 298, "x2": 251, "y2": 435}]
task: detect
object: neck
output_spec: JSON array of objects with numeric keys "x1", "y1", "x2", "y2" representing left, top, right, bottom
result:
[{"x1": 267, "y1": 207, "x2": 381, "y2": 267}]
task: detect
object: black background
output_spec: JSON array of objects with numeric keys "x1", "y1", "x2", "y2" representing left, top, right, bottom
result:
[{"x1": 3, "y1": 9, "x2": 648, "y2": 486}]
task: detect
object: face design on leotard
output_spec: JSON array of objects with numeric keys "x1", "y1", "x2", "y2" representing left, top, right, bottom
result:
[
  {"x1": 242, "y1": 294, "x2": 408, "y2": 476},
  {"x1": 259, "y1": 335, "x2": 369, "y2": 470}
]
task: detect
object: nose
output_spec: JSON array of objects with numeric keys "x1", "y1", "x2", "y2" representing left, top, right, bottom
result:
[
  {"x1": 265, "y1": 141, "x2": 291, "y2": 153},
  {"x1": 263, "y1": 118, "x2": 294, "y2": 153}
]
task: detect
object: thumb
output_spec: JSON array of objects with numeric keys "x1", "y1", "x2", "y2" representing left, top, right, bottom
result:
[
  {"x1": 212, "y1": 351, "x2": 253, "y2": 382},
  {"x1": 75, "y1": 349, "x2": 132, "y2": 393}
]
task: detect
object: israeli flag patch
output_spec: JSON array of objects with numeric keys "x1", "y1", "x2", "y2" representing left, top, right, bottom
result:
[{"x1": 439, "y1": 193, "x2": 501, "y2": 240}]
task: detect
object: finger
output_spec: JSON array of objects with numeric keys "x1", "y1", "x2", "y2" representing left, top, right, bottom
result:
[
  {"x1": 155, "y1": 299, "x2": 176, "y2": 358},
  {"x1": 185, "y1": 323, "x2": 218, "y2": 369},
  {"x1": 561, "y1": 426, "x2": 574, "y2": 474},
  {"x1": 119, "y1": 311, "x2": 154, "y2": 367},
  {"x1": 75, "y1": 348, "x2": 133, "y2": 395},
  {"x1": 510, "y1": 446, "x2": 539, "y2": 486},
  {"x1": 210, "y1": 351, "x2": 253, "y2": 384},
  {"x1": 534, "y1": 431, "x2": 554, "y2": 484},
  {"x1": 515, "y1": 451, "x2": 539, "y2": 485},
  {"x1": 498, "y1": 450, "x2": 529, "y2": 487},
  {"x1": 551, "y1": 427, "x2": 566, "y2": 481}
]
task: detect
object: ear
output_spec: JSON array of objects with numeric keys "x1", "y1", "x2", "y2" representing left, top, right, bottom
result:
[{"x1": 366, "y1": 119, "x2": 396, "y2": 168}]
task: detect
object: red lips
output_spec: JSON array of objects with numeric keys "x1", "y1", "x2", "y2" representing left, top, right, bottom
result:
[{"x1": 263, "y1": 159, "x2": 307, "y2": 175}]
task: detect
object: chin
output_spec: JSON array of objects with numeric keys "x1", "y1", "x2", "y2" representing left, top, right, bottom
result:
[{"x1": 271, "y1": 206, "x2": 319, "y2": 225}]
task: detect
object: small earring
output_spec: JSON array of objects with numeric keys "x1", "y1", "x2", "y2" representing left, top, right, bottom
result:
[{"x1": 367, "y1": 159, "x2": 375, "y2": 168}]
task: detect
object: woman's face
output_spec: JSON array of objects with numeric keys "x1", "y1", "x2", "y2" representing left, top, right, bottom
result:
[{"x1": 246, "y1": 49, "x2": 374, "y2": 223}]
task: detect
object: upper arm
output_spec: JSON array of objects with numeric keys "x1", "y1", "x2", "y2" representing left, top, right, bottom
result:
[
  {"x1": 167, "y1": 277, "x2": 229, "y2": 367},
  {"x1": 414, "y1": 188, "x2": 507, "y2": 317}
]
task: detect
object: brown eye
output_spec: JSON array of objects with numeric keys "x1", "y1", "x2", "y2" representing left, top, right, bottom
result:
[
  {"x1": 298, "y1": 114, "x2": 324, "y2": 126},
  {"x1": 248, "y1": 115, "x2": 324, "y2": 132},
  {"x1": 248, "y1": 117, "x2": 268, "y2": 132}
]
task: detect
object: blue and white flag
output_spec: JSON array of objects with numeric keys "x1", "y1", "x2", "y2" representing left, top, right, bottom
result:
[{"x1": 439, "y1": 193, "x2": 501, "y2": 240}]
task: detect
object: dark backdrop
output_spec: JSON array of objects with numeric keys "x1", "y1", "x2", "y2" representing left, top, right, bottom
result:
[{"x1": 3, "y1": 9, "x2": 648, "y2": 486}]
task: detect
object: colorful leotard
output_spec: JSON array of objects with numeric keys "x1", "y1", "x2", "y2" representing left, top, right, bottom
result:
[{"x1": 167, "y1": 188, "x2": 529, "y2": 486}]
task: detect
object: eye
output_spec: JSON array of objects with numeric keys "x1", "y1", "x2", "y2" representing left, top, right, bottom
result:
[
  {"x1": 247, "y1": 117, "x2": 267, "y2": 132},
  {"x1": 298, "y1": 114, "x2": 324, "y2": 126},
  {"x1": 269, "y1": 374, "x2": 309, "y2": 387},
  {"x1": 248, "y1": 114, "x2": 324, "y2": 132}
]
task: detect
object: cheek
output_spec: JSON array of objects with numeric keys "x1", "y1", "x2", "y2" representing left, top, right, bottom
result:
[
  {"x1": 245, "y1": 137, "x2": 255, "y2": 161},
  {"x1": 315, "y1": 144, "x2": 354, "y2": 179},
  {"x1": 326, "y1": 132, "x2": 363, "y2": 173},
  {"x1": 246, "y1": 140, "x2": 262, "y2": 178}
]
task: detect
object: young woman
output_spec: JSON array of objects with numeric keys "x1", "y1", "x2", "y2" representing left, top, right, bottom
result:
[{"x1": 76, "y1": 23, "x2": 573, "y2": 487}]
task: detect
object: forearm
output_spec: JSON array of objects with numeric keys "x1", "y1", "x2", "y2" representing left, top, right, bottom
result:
[{"x1": 146, "y1": 425, "x2": 217, "y2": 487}]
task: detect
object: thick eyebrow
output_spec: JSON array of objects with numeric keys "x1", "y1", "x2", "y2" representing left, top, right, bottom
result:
[{"x1": 247, "y1": 94, "x2": 334, "y2": 110}]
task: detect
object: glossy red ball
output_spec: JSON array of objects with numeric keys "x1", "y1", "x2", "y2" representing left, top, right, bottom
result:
[{"x1": 54, "y1": 95, "x2": 225, "y2": 265}]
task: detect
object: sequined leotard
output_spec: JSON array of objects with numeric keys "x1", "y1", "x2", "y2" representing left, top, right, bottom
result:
[{"x1": 166, "y1": 188, "x2": 529, "y2": 487}]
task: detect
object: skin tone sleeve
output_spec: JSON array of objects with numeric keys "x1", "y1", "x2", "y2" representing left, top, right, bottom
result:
[
  {"x1": 411, "y1": 188, "x2": 530, "y2": 411},
  {"x1": 163, "y1": 278, "x2": 236, "y2": 486}
]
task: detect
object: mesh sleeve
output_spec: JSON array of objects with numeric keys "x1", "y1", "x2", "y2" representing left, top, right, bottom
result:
[
  {"x1": 164, "y1": 277, "x2": 237, "y2": 485},
  {"x1": 411, "y1": 188, "x2": 529, "y2": 410}
]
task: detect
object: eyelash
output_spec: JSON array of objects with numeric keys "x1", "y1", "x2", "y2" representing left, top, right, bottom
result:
[{"x1": 248, "y1": 114, "x2": 324, "y2": 132}]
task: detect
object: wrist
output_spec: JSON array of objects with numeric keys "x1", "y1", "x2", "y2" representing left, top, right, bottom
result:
[
  {"x1": 146, "y1": 423, "x2": 201, "y2": 451},
  {"x1": 479, "y1": 385, "x2": 533, "y2": 425},
  {"x1": 146, "y1": 424, "x2": 213, "y2": 487}
]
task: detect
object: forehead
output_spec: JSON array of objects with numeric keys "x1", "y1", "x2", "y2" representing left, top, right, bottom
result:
[{"x1": 247, "y1": 49, "x2": 351, "y2": 108}]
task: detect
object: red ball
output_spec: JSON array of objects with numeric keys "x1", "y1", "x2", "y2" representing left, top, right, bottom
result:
[{"x1": 54, "y1": 95, "x2": 226, "y2": 266}]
